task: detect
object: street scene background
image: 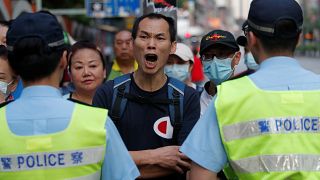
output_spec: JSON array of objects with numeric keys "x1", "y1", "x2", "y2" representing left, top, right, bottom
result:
[{"x1": 0, "y1": 0, "x2": 319, "y2": 74}]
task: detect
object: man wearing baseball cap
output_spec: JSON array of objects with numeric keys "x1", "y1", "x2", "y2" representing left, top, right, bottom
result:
[
  {"x1": 1, "y1": 11, "x2": 139, "y2": 179},
  {"x1": 198, "y1": 29, "x2": 241, "y2": 116},
  {"x1": 181, "y1": 0, "x2": 320, "y2": 179},
  {"x1": 165, "y1": 42, "x2": 203, "y2": 91}
]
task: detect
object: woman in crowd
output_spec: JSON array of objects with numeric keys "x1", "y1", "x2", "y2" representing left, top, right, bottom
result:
[
  {"x1": 0, "y1": 45, "x2": 18, "y2": 103},
  {"x1": 64, "y1": 41, "x2": 106, "y2": 105}
]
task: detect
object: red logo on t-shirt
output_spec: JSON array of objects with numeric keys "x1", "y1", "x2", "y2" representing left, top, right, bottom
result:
[{"x1": 153, "y1": 116, "x2": 173, "y2": 139}]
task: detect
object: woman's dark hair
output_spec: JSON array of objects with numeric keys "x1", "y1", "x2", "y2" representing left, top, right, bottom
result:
[
  {"x1": 131, "y1": 13, "x2": 176, "y2": 43},
  {"x1": 67, "y1": 40, "x2": 105, "y2": 72},
  {"x1": 8, "y1": 37, "x2": 66, "y2": 81}
]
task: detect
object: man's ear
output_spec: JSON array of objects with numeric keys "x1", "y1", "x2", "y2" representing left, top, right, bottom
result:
[
  {"x1": 189, "y1": 62, "x2": 194, "y2": 72},
  {"x1": 60, "y1": 50, "x2": 68, "y2": 70},
  {"x1": 247, "y1": 31, "x2": 257, "y2": 51},
  {"x1": 103, "y1": 69, "x2": 107, "y2": 79},
  {"x1": 170, "y1": 41, "x2": 177, "y2": 54},
  {"x1": 9, "y1": 77, "x2": 19, "y2": 93}
]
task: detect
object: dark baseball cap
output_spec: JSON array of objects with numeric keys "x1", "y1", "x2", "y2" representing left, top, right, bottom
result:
[
  {"x1": 6, "y1": 11, "x2": 65, "y2": 51},
  {"x1": 200, "y1": 30, "x2": 239, "y2": 56},
  {"x1": 245, "y1": 0, "x2": 303, "y2": 38}
]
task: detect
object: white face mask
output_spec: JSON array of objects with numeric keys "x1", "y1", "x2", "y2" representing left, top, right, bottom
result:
[{"x1": 0, "y1": 80, "x2": 13, "y2": 98}]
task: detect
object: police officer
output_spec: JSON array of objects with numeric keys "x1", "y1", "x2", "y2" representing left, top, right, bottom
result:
[
  {"x1": 180, "y1": 0, "x2": 320, "y2": 179},
  {"x1": 1, "y1": 11, "x2": 139, "y2": 179}
]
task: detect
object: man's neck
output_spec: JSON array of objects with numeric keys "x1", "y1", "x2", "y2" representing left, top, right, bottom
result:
[
  {"x1": 256, "y1": 47, "x2": 294, "y2": 64},
  {"x1": 23, "y1": 77, "x2": 60, "y2": 89},
  {"x1": 133, "y1": 70, "x2": 167, "y2": 92},
  {"x1": 72, "y1": 90, "x2": 94, "y2": 105},
  {"x1": 116, "y1": 58, "x2": 135, "y2": 74},
  {"x1": 204, "y1": 81, "x2": 217, "y2": 96}
]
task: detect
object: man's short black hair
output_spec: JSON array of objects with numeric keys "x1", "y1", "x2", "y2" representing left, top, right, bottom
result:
[
  {"x1": 251, "y1": 20, "x2": 300, "y2": 53},
  {"x1": 131, "y1": 13, "x2": 176, "y2": 43},
  {"x1": 6, "y1": 11, "x2": 67, "y2": 82},
  {"x1": 8, "y1": 37, "x2": 66, "y2": 81}
]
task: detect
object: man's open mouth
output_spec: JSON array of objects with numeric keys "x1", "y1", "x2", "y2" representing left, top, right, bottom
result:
[{"x1": 145, "y1": 54, "x2": 158, "y2": 62}]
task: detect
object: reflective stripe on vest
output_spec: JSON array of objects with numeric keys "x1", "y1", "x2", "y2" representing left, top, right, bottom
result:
[
  {"x1": 223, "y1": 116, "x2": 320, "y2": 142},
  {"x1": 231, "y1": 154, "x2": 320, "y2": 173},
  {"x1": 215, "y1": 77, "x2": 320, "y2": 179},
  {"x1": 0, "y1": 104, "x2": 107, "y2": 180}
]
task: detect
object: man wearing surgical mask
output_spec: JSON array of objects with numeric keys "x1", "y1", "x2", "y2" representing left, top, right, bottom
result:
[
  {"x1": 199, "y1": 30, "x2": 241, "y2": 116},
  {"x1": 233, "y1": 35, "x2": 259, "y2": 79},
  {"x1": 165, "y1": 43, "x2": 203, "y2": 92},
  {"x1": 0, "y1": 45, "x2": 18, "y2": 103}
]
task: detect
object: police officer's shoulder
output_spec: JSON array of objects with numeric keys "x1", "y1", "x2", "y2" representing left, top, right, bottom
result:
[{"x1": 0, "y1": 100, "x2": 14, "y2": 108}]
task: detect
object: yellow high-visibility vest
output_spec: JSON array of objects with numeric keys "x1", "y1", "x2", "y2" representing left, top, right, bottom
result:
[
  {"x1": 0, "y1": 104, "x2": 107, "y2": 180},
  {"x1": 216, "y1": 76, "x2": 320, "y2": 179}
]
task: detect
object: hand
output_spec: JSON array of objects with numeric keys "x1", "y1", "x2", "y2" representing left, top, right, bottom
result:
[{"x1": 151, "y1": 146, "x2": 191, "y2": 174}]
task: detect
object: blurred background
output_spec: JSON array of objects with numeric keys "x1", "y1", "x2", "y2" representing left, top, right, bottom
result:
[{"x1": 0, "y1": 0, "x2": 319, "y2": 73}]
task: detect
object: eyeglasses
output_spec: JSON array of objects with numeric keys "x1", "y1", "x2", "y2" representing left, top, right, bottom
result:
[
  {"x1": 242, "y1": 25, "x2": 249, "y2": 36},
  {"x1": 201, "y1": 52, "x2": 235, "y2": 62}
]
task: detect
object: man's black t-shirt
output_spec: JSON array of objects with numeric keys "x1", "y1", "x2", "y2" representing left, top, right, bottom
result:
[{"x1": 93, "y1": 73, "x2": 200, "y2": 179}]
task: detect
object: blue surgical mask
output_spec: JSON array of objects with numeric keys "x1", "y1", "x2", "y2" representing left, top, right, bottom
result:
[
  {"x1": 244, "y1": 53, "x2": 259, "y2": 70},
  {"x1": 202, "y1": 57, "x2": 233, "y2": 85},
  {"x1": 164, "y1": 64, "x2": 190, "y2": 82}
]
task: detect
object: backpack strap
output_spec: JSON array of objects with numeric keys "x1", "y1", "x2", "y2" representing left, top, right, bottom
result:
[
  {"x1": 168, "y1": 77, "x2": 185, "y2": 144},
  {"x1": 110, "y1": 74, "x2": 131, "y2": 126}
]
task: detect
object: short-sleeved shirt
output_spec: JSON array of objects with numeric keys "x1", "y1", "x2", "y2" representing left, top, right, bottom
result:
[
  {"x1": 180, "y1": 57, "x2": 320, "y2": 173},
  {"x1": 200, "y1": 86, "x2": 213, "y2": 117},
  {"x1": 5, "y1": 86, "x2": 139, "y2": 180},
  {"x1": 107, "y1": 60, "x2": 138, "y2": 80},
  {"x1": 93, "y1": 73, "x2": 200, "y2": 180}
]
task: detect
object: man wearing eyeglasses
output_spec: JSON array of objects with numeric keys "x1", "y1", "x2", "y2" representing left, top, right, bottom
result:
[
  {"x1": 198, "y1": 30, "x2": 241, "y2": 116},
  {"x1": 180, "y1": 0, "x2": 320, "y2": 179}
]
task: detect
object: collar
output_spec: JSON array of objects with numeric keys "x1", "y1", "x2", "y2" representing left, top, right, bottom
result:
[
  {"x1": 112, "y1": 59, "x2": 138, "y2": 71},
  {"x1": 5, "y1": 94, "x2": 14, "y2": 101},
  {"x1": 259, "y1": 56, "x2": 300, "y2": 71},
  {"x1": 20, "y1": 86, "x2": 62, "y2": 98}
]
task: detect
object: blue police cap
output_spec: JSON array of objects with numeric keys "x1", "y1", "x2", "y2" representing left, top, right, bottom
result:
[
  {"x1": 245, "y1": 0, "x2": 303, "y2": 38},
  {"x1": 6, "y1": 11, "x2": 65, "y2": 51}
]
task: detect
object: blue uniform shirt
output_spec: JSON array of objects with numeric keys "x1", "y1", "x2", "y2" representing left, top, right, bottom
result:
[
  {"x1": 6, "y1": 86, "x2": 140, "y2": 180},
  {"x1": 180, "y1": 57, "x2": 320, "y2": 173}
]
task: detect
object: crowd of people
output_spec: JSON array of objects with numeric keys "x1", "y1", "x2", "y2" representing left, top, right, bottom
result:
[{"x1": 1, "y1": 0, "x2": 320, "y2": 179}]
